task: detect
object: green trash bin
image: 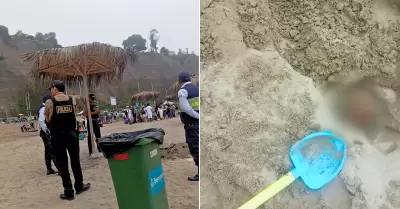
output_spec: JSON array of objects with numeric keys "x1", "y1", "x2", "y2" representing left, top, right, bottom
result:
[{"x1": 98, "y1": 128, "x2": 169, "y2": 209}]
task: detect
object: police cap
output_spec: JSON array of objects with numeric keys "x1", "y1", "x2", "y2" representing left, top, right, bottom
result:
[
  {"x1": 178, "y1": 72, "x2": 191, "y2": 82},
  {"x1": 48, "y1": 80, "x2": 65, "y2": 92}
]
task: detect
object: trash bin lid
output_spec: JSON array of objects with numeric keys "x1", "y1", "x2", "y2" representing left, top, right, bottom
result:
[{"x1": 98, "y1": 128, "x2": 165, "y2": 158}]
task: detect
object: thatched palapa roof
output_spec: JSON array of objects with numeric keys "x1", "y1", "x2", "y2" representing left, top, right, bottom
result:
[
  {"x1": 21, "y1": 42, "x2": 138, "y2": 86},
  {"x1": 132, "y1": 91, "x2": 160, "y2": 102}
]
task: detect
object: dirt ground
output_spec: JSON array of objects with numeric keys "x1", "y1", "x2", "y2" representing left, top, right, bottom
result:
[{"x1": 0, "y1": 117, "x2": 198, "y2": 209}]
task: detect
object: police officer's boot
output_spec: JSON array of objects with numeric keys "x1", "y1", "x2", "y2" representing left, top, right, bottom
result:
[
  {"x1": 59, "y1": 193, "x2": 75, "y2": 201},
  {"x1": 188, "y1": 167, "x2": 199, "y2": 181},
  {"x1": 46, "y1": 161, "x2": 58, "y2": 175},
  {"x1": 188, "y1": 174, "x2": 199, "y2": 181},
  {"x1": 47, "y1": 169, "x2": 57, "y2": 175},
  {"x1": 76, "y1": 183, "x2": 91, "y2": 195}
]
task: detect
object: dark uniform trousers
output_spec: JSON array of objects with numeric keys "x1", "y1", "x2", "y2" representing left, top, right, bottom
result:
[
  {"x1": 40, "y1": 133, "x2": 58, "y2": 171},
  {"x1": 51, "y1": 130, "x2": 84, "y2": 195},
  {"x1": 87, "y1": 119, "x2": 101, "y2": 154},
  {"x1": 184, "y1": 123, "x2": 199, "y2": 167}
]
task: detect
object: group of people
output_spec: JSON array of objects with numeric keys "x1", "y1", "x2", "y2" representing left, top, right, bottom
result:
[
  {"x1": 124, "y1": 103, "x2": 153, "y2": 123},
  {"x1": 155, "y1": 103, "x2": 177, "y2": 119},
  {"x1": 123, "y1": 102, "x2": 177, "y2": 124},
  {"x1": 32, "y1": 71, "x2": 199, "y2": 202}
]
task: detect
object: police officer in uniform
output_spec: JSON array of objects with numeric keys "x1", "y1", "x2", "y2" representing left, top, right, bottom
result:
[
  {"x1": 84, "y1": 93, "x2": 102, "y2": 157},
  {"x1": 178, "y1": 72, "x2": 199, "y2": 181},
  {"x1": 38, "y1": 94, "x2": 58, "y2": 175},
  {"x1": 45, "y1": 80, "x2": 90, "y2": 200}
]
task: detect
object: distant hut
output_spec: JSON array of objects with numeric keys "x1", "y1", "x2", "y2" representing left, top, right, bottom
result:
[{"x1": 131, "y1": 91, "x2": 160, "y2": 103}]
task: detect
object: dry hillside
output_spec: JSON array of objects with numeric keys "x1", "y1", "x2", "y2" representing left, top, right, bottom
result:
[{"x1": 0, "y1": 34, "x2": 198, "y2": 108}]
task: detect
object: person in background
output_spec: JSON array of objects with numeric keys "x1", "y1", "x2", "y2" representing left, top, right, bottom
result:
[
  {"x1": 38, "y1": 94, "x2": 58, "y2": 175},
  {"x1": 142, "y1": 106, "x2": 147, "y2": 122},
  {"x1": 155, "y1": 104, "x2": 160, "y2": 119},
  {"x1": 19, "y1": 122, "x2": 24, "y2": 132},
  {"x1": 127, "y1": 108, "x2": 132, "y2": 123},
  {"x1": 81, "y1": 115, "x2": 86, "y2": 129},
  {"x1": 84, "y1": 94, "x2": 102, "y2": 157},
  {"x1": 178, "y1": 72, "x2": 200, "y2": 181},
  {"x1": 131, "y1": 106, "x2": 137, "y2": 123},
  {"x1": 158, "y1": 103, "x2": 164, "y2": 119},
  {"x1": 123, "y1": 109, "x2": 128, "y2": 121},
  {"x1": 166, "y1": 105, "x2": 171, "y2": 119},
  {"x1": 45, "y1": 80, "x2": 90, "y2": 200},
  {"x1": 145, "y1": 103, "x2": 153, "y2": 122},
  {"x1": 171, "y1": 104, "x2": 176, "y2": 117}
]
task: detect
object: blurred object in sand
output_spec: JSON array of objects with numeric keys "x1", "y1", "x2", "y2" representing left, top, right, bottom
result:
[{"x1": 325, "y1": 76, "x2": 390, "y2": 139}]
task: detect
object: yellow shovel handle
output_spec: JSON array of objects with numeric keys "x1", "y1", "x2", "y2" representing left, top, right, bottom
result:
[{"x1": 238, "y1": 171, "x2": 296, "y2": 209}]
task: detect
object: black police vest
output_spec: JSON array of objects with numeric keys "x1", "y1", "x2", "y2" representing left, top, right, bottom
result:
[
  {"x1": 90, "y1": 104, "x2": 99, "y2": 119},
  {"x1": 50, "y1": 97, "x2": 77, "y2": 132}
]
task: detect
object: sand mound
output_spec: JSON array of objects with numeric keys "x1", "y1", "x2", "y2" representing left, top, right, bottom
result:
[
  {"x1": 201, "y1": 49, "x2": 328, "y2": 208},
  {"x1": 201, "y1": 0, "x2": 400, "y2": 87},
  {"x1": 201, "y1": 0, "x2": 400, "y2": 208},
  {"x1": 201, "y1": 49, "x2": 400, "y2": 209}
]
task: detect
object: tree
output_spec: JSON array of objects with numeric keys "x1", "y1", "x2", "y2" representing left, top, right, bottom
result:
[
  {"x1": 13, "y1": 30, "x2": 29, "y2": 39},
  {"x1": 26, "y1": 35, "x2": 34, "y2": 40},
  {"x1": 35, "y1": 32, "x2": 45, "y2": 41},
  {"x1": 178, "y1": 48, "x2": 183, "y2": 55},
  {"x1": 160, "y1": 47, "x2": 169, "y2": 56},
  {"x1": 149, "y1": 29, "x2": 159, "y2": 53},
  {"x1": 34, "y1": 32, "x2": 61, "y2": 49},
  {"x1": 122, "y1": 34, "x2": 147, "y2": 52},
  {"x1": 44, "y1": 32, "x2": 56, "y2": 40},
  {"x1": 11, "y1": 79, "x2": 48, "y2": 115},
  {"x1": 186, "y1": 48, "x2": 189, "y2": 54},
  {"x1": 43, "y1": 32, "x2": 58, "y2": 46}
]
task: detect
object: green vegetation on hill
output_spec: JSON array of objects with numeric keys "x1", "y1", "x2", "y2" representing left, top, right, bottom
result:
[{"x1": 0, "y1": 25, "x2": 198, "y2": 115}]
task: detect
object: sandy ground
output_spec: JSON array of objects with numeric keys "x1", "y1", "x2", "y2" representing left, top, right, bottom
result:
[
  {"x1": 0, "y1": 117, "x2": 198, "y2": 209},
  {"x1": 200, "y1": 49, "x2": 400, "y2": 209}
]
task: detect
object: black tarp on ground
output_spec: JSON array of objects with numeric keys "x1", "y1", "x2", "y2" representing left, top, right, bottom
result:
[{"x1": 98, "y1": 128, "x2": 165, "y2": 158}]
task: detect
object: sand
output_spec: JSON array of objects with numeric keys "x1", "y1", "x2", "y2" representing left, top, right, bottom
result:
[
  {"x1": 201, "y1": 0, "x2": 400, "y2": 208},
  {"x1": 200, "y1": 48, "x2": 400, "y2": 209},
  {"x1": 0, "y1": 118, "x2": 198, "y2": 209}
]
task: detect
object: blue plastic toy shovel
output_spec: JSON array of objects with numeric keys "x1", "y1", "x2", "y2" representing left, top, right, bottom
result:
[{"x1": 238, "y1": 131, "x2": 347, "y2": 209}]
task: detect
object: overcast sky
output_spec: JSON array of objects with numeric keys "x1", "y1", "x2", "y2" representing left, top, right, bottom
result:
[{"x1": 0, "y1": 0, "x2": 199, "y2": 54}]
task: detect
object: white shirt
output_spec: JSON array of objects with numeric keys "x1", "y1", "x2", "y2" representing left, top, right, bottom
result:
[
  {"x1": 127, "y1": 109, "x2": 133, "y2": 118},
  {"x1": 145, "y1": 106, "x2": 153, "y2": 113},
  {"x1": 178, "y1": 82, "x2": 199, "y2": 119},
  {"x1": 38, "y1": 104, "x2": 49, "y2": 133}
]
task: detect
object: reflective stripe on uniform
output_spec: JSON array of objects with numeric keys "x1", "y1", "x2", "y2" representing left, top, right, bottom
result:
[{"x1": 188, "y1": 97, "x2": 199, "y2": 110}]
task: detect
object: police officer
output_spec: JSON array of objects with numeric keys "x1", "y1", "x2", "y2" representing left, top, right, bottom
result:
[
  {"x1": 45, "y1": 80, "x2": 90, "y2": 200},
  {"x1": 84, "y1": 93, "x2": 102, "y2": 157},
  {"x1": 178, "y1": 72, "x2": 199, "y2": 181},
  {"x1": 38, "y1": 94, "x2": 58, "y2": 175}
]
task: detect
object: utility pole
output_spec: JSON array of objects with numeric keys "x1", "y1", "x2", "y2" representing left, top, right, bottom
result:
[
  {"x1": 25, "y1": 93, "x2": 28, "y2": 116},
  {"x1": 26, "y1": 92, "x2": 31, "y2": 117}
]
